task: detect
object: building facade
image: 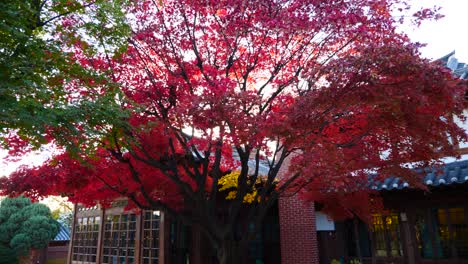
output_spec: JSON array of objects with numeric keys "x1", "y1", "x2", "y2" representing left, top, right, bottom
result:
[
  {"x1": 68, "y1": 201, "x2": 163, "y2": 264},
  {"x1": 318, "y1": 160, "x2": 468, "y2": 264},
  {"x1": 67, "y1": 51, "x2": 467, "y2": 264},
  {"x1": 316, "y1": 51, "x2": 468, "y2": 264},
  {"x1": 68, "y1": 200, "x2": 282, "y2": 264}
]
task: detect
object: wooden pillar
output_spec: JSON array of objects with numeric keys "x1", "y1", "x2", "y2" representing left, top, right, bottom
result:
[
  {"x1": 464, "y1": 206, "x2": 468, "y2": 263},
  {"x1": 95, "y1": 208, "x2": 105, "y2": 264},
  {"x1": 67, "y1": 204, "x2": 78, "y2": 264},
  {"x1": 369, "y1": 223, "x2": 377, "y2": 264},
  {"x1": 158, "y1": 211, "x2": 167, "y2": 264},
  {"x1": 400, "y1": 211, "x2": 416, "y2": 264},
  {"x1": 369, "y1": 215, "x2": 384, "y2": 262},
  {"x1": 135, "y1": 212, "x2": 143, "y2": 264},
  {"x1": 353, "y1": 218, "x2": 363, "y2": 263}
]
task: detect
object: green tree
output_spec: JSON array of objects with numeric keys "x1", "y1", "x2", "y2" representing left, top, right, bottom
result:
[
  {"x1": 0, "y1": 196, "x2": 59, "y2": 264},
  {"x1": 0, "y1": 0, "x2": 131, "y2": 153}
]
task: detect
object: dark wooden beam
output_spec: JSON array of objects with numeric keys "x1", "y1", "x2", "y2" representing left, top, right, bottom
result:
[
  {"x1": 67, "y1": 204, "x2": 78, "y2": 264},
  {"x1": 96, "y1": 207, "x2": 105, "y2": 264},
  {"x1": 135, "y1": 212, "x2": 143, "y2": 264}
]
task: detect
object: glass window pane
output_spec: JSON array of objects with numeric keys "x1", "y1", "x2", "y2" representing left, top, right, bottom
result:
[
  {"x1": 385, "y1": 214, "x2": 402, "y2": 256},
  {"x1": 448, "y1": 208, "x2": 468, "y2": 258},
  {"x1": 435, "y1": 209, "x2": 451, "y2": 258},
  {"x1": 372, "y1": 215, "x2": 387, "y2": 257}
]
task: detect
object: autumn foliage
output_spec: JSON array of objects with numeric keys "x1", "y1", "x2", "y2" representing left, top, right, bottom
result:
[{"x1": 1, "y1": 0, "x2": 466, "y2": 262}]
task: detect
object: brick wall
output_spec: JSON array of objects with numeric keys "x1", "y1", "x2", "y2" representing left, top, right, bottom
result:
[{"x1": 278, "y1": 196, "x2": 319, "y2": 264}]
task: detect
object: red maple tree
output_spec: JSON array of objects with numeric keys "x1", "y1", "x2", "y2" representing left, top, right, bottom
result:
[{"x1": 1, "y1": 0, "x2": 466, "y2": 263}]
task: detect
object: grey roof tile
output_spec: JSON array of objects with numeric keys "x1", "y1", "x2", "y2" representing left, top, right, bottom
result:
[{"x1": 372, "y1": 160, "x2": 468, "y2": 191}]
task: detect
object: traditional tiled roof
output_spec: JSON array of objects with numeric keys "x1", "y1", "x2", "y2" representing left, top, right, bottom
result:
[
  {"x1": 454, "y1": 66, "x2": 468, "y2": 80},
  {"x1": 188, "y1": 139, "x2": 272, "y2": 175},
  {"x1": 54, "y1": 222, "x2": 71, "y2": 241},
  {"x1": 231, "y1": 149, "x2": 271, "y2": 175},
  {"x1": 439, "y1": 51, "x2": 468, "y2": 80},
  {"x1": 371, "y1": 160, "x2": 468, "y2": 191}
]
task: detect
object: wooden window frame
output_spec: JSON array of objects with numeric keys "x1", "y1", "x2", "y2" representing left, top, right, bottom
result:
[{"x1": 371, "y1": 213, "x2": 403, "y2": 258}]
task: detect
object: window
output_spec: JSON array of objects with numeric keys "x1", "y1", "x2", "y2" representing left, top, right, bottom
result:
[
  {"x1": 102, "y1": 213, "x2": 137, "y2": 264},
  {"x1": 415, "y1": 209, "x2": 440, "y2": 258},
  {"x1": 72, "y1": 216, "x2": 100, "y2": 263},
  {"x1": 142, "y1": 211, "x2": 160, "y2": 264},
  {"x1": 415, "y1": 207, "x2": 468, "y2": 259},
  {"x1": 371, "y1": 213, "x2": 402, "y2": 257},
  {"x1": 72, "y1": 207, "x2": 162, "y2": 264},
  {"x1": 450, "y1": 208, "x2": 468, "y2": 258}
]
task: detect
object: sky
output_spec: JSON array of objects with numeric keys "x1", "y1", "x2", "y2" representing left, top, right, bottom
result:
[
  {"x1": 0, "y1": 147, "x2": 54, "y2": 177},
  {"x1": 403, "y1": 0, "x2": 468, "y2": 62},
  {"x1": 1, "y1": 0, "x2": 467, "y2": 178}
]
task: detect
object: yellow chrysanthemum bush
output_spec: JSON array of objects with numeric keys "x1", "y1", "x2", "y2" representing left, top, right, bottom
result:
[{"x1": 218, "y1": 171, "x2": 275, "y2": 204}]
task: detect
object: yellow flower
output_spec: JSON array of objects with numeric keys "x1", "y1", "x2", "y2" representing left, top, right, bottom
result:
[
  {"x1": 226, "y1": 191, "x2": 237, "y2": 200},
  {"x1": 218, "y1": 171, "x2": 259, "y2": 204}
]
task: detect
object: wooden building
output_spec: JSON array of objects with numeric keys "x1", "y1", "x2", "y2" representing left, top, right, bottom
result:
[
  {"x1": 46, "y1": 222, "x2": 71, "y2": 263},
  {"x1": 66, "y1": 162, "x2": 468, "y2": 264},
  {"x1": 67, "y1": 161, "x2": 468, "y2": 264},
  {"x1": 67, "y1": 201, "x2": 162, "y2": 264},
  {"x1": 318, "y1": 159, "x2": 468, "y2": 264},
  {"x1": 317, "y1": 50, "x2": 468, "y2": 264},
  {"x1": 67, "y1": 200, "x2": 281, "y2": 264}
]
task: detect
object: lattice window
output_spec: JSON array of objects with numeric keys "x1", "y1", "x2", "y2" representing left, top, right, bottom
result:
[
  {"x1": 416, "y1": 207, "x2": 468, "y2": 259},
  {"x1": 72, "y1": 216, "x2": 100, "y2": 263},
  {"x1": 102, "y1": 213, "x2": 137, "y2": 264},
  {"x1": 449, "y1": 208, "x2": 468, "y2": 258},
  {"x1": 371, "y1": 213, "x2": 402, "y2": 257},
  {"x1": 141, "y1": 211, "x2": 160, "y2": 264}
]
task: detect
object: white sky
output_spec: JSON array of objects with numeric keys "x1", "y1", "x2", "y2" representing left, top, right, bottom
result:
[
  {"x1": 403, "y1": 0, "x2": 468, "y2": 62},
  {"x1": 0, "y1": 147, "x2": 53, "y2": 177},
  {"x1": 1, "y1": 0, "x2": 467, "y2": 178}
]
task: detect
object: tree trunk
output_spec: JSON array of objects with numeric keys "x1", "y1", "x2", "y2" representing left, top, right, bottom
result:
[
  {"x1": 217, "y1": 239, "x2": 244, "y2": 264},
  {"x1": 18, "y1": 248, "x2": 40, "y2": 264}
]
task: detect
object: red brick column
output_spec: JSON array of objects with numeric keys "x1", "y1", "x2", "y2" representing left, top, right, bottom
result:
[{"x1": 278, "y1": 196, "x2": 319, "y2": 264}]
